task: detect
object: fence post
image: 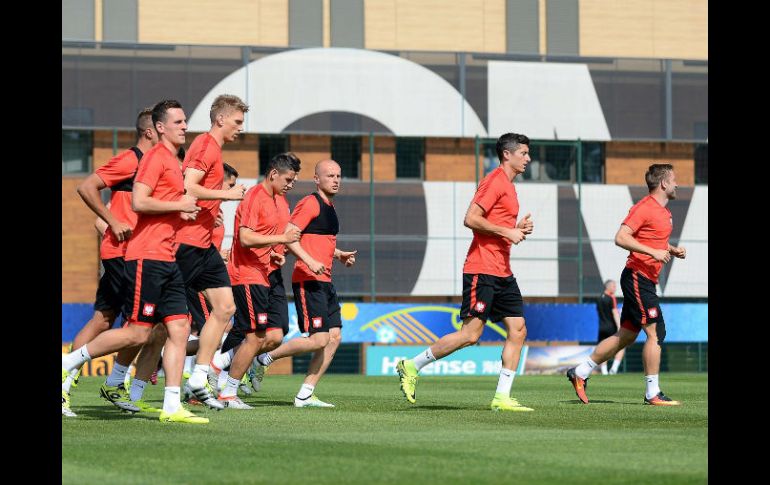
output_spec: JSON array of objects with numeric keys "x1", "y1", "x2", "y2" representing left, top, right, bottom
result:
[
  {"x1": 112, "y1": 128, "x2": 118, "y2": 156},
  {"x1": 369, "y1": 132, "x2": 376, "y2": 302},
  {"x1": 577, "y1": 139, "x2": 583, "y2": 303},
  {"x1": 474, "y1": 135, "x2": 480, "y2": 186}
]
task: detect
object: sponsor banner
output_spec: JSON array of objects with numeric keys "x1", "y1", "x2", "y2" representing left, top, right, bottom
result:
[
  {"x1": 63, "y1": 302, "x2": 708, "y2": 343},
  {"x1": 524, "y1": 345, "x2": 596, "y2": 375},
  {"x1": 366, "y1": 345, "x2": 527, "y2": 376}
]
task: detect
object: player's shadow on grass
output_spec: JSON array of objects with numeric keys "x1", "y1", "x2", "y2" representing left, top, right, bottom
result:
[
  {"x1": 559, "y1": 399, "x2": 634, "y2": 404},
  {"x1": 402, "y1": 405, "x2": 470, "y2": 411},
  {"x1": 66, "y1": 406, "x2": 158, "y2": 421},
  {"x1": 250, "y1": 400, "x2": 294, "y2": 407}
]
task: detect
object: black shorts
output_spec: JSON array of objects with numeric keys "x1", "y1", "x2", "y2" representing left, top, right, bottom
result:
[
  {"x1": 232, "y1": 283, "x2": 271, "y2": 334},
  {"x1": 460, "y1": 273, "x2": 524, "y2": 322},
  {"x1": 122, "y1": 259, "x2": 188, "y2": 326},
  {"x1": 94, "y1": 257, "x2": 126, "y2": 313},
  {"x1": 292, "y1": 280, "x2": 342, "y2": 334},
  {"x1": 175, "y1": 243, "x2": 231, "y2": 293},
  {"x1": 187, "y1": 288, "x2": 211, "y2": 334},
  {"x1": 619, "y1": 267, "x2": 664, "y2": 331},
  {"x1": 267, "y1": 269, "x2": 290, "y2": 335},
  {"x1": 598, "y1": 325, "x2": 617, "y2": 342}
]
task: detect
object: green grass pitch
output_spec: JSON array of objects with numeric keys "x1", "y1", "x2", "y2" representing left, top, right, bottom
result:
[{"x1": 63, "y1": 373, "x2": 707, "y2": 485}]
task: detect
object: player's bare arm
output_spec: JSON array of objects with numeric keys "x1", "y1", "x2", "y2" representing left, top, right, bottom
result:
[
  {"x1": 78, "y1": 174, "x2": 132, "y2": 242},
  {"x1": 284, "y1": 222, "x2": 325, "y2": 275},
  {"x1": 615, "y1": 224, "x2": 670, "y2": 263},
  {"x1": 183, "y1": 167, "x2": 246, "y2": 201},
  {"x1": 668, "y1": 243, "x2": 686, "y2": 259},
  {"x1": 464, "y1": 203, "x2": 527, "y2": 244},
  {"x1": 238, "y1": 224, "x2": 300, "y2": 249},
  {"x1": 132, "y1": 182, "x2": 200, "y2": 216},
  {"x1": 334, "y1": 248, "x2": 357, "y2": 267}
]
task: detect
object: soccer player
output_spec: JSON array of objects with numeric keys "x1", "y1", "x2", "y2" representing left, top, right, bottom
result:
[
  {"x1": 254, "y1": 159, "x2": 357, "y2": 408},
  {"x1": 175, "y1": 95, "x2": 248, "y2": 409},
  {"x1": 596, "y1": 280, "x2": 624, "y2": 375},
  {"x1": 62, "y1": 99, "x2": 208, "y2": 424},
  {"x1": 211, "y1": 157, "x2": 299, "y2": 395},
  {"x1": 567, "y1": 164, "x2": 686, "y2": 406},
  {"x1": 62, "y1": 108, "x2": 157, "y2": 417},
  {"x1": 214, "y1": 153, "x2": 301, "y2": 409},
  {"x1": 396, "y1": 133, "x2": 535, "y2": 412}
]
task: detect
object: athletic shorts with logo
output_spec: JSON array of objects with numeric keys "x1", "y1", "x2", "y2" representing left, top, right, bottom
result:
[
  {"x1": 224, "y1": 269, "x2": 290, "y2": 351},
  {"x1": 292, "y1": 280, "x2": 342, "y2": 334},
  {"x1": 460, "y1": 273, "x2": 523, "y2": 322},
  {"x1": 122, "y1": 259, "x2": 188, "y2": 326},
  {"x1": 175, "y1": 243, "x2": 231, "y2": 326},
  {"x1": 94, "y1": 257, "x2": 127, "y2": 313},
  {"x1": 619, "y1": 267, "x2": 664, "y2": 331}
]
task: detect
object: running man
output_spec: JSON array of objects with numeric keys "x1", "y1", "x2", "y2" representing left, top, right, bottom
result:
[
  {"x1": 396, "y1": 132, "x2": 535, "y2": 412},
  {"x1": 567, "y1": 163, "x2": 686, "y2": 406}
]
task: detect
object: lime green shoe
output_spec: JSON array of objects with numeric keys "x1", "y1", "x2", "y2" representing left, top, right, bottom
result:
[
  {"x1": 61, "y1": 368, "x2": 68, "y2": 384},
  {"x1": 133, "y1": 399, "x2": 162, "y2": 413},
  {"x1": 294, "y1": 394, "x2": 335, "y2": 408},
  {"x1": 396, "y1": 359, "x2": 418, "y2": 404},
  {"x1": 71, "y1": 367, "x2": 81, "y2": 388},
  {"x1": 99, "y1": 383, "x2": 140, "y2": 413},
  {"x1": 490, "y1": 393, "x2": 534, "y2": 412},
  {"x1": 159, "y1": 405, "x2": 209, "y2": 424},
  {"x1": 62, "y1": 390, "x2": 77, "y2": 417}
]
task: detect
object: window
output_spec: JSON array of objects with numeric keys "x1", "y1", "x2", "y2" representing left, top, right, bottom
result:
[
  {"x1": 259, "y1": 135, "x2": 289, "y2": 176},
  {"x1": 523, "y1": 143, "x2": 574, "y2": 182},
  {"x1": 694, "y1": 143, "x2": 708, "y2": 184},
  {"x1": 331, "y1": 136, "x2": 360, "y2": 178},
  {"x1": 396, "y1": 137, "x2": 424, "y2": 179},
  {"x1": 62, "y1": 130, "x2": 93, "y2": 174},
  {"x1": 581, "y1": 141, "x2": 604, "y2": 183}
]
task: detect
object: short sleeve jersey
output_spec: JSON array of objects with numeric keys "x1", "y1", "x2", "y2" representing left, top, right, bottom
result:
[
  {"x1": 176, "y1": 133, "x2": 224, "y2": 249},
  {"x1": 124, "y1": 143, "x2": 185, "y2": 262},
  {"x1": 227, "y1": 184, "x2": 279, "y2": 286},
  {"x1": 94, "y1": 148, "x2": 141, "y2": 259},
  {"x1": 462, "y1": 167, "x2": 519, "y2": 277},
  {"x1": 291, "y1": 194, "x2": 337, "y2": 283},
  {"x1": 621, "y1": 195, "x2": 673, "y2": 283}
]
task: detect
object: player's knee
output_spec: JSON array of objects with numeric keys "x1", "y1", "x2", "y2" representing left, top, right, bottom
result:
[
  {"x1": 656, "y1": 321, "x2": 666, "y2": 345},
  {"x1": 313, "y1": 332, "x2": 330, "y2": 349},
  {"x1": 216, "y1": 302, "x2": 236, "y2": 319},
  {"x1": 128, "y1": 327, "x2": 151, "y2": 346},
  {"x1": 266, "y1": 331, "x2": 283, "y2": 348}
]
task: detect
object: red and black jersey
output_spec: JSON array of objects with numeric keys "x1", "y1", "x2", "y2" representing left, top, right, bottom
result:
[{"x1": 291, "y1": 192, "x2": 338, "y2": 283}]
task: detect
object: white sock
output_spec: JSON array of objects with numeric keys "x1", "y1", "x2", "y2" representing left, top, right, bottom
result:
[
  {"x1": 575, "y1": 358, "x2": 598, "y2": 379},
  {"x1": 220, "y1": 332, "x2": 228, "y2": 345},
  {"x1": 221, "y1": 376, "x2": 240, "y2": 398},
  {"x1": 183, "y1": 356, "x2": 195, "y2": 374},
  {"x1": 645, "y1": 375, "x2": 660, "y2": 399},
  {"x1": 257, "y1": 352, "x2": 274, "y2": 366},
  {"x1": 130, "y1": 379, "x2": 147, "y2": 402},
  {"x1": 218, "y1": 370, "x2": 230, "y2": 391},
  {"x1": 106, "y1": 362, "x2": 130, "y2": 387},
  {"x1": 610, "y1": 359, "x2": 621, "y2": 373},
  {"x1": 188, "y1": 364, "x2": 209, "y2": 388},
  {"x1": 600, "y1": 362, "x2": 608, "y2": 375},
  {"x1": 296, "y1": 383, "x2": 315, "y2": 400},
  {"x1": 495, "y1": 368, "x2": 515, "y2": 395},
  {"x1": 211, "y1": 349, "x2": 234, "y2": 372},
  {"x1": 163, "y1": 386, "x2": 181, "y2": 414},
  {"x1": 62, "y1": 345, "x2": 91, "y2": 371},
  {"x1": 412, "y1": 348, "x2": 436, "y2": 372},
  {"x1": 62, "y1": 368, "x2": 80, "y2": 393}
]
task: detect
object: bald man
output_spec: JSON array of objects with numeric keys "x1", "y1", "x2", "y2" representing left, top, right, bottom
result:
[{"x1": 254, "y1": 159, "x2": 356, "y2": 408}]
